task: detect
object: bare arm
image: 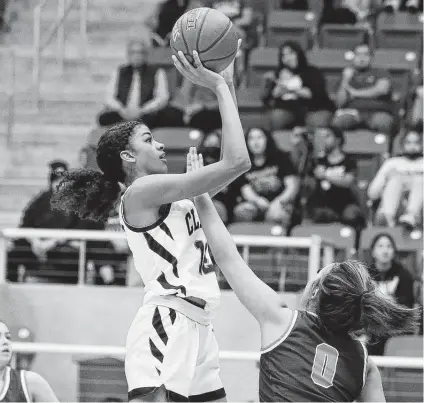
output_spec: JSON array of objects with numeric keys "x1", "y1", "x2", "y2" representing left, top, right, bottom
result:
[
  {"x1": 194, "y1": 192, "x2": 284, "y2": 325},
  {"x1": 277, "y1": 176, "x2": 300, "y2": 204},
  {"x1": 325, "y1": 172, "x2": 355, "y2": 188},
  {"x1": 105, "y1": 69, "x2": 125, "y2": 111},
  {"x1": 26, "y1": 371, "x2": 59, "y2": 402},
  {"x1": 127, "y1": 50, "x2": 250, "y2": 208},
  {"x1": 209, "y1": 80, "x2": 239, "y2": 198},
  {"x1": 140, "y1": 69, "x2": 170, "y2": 115},
  {"x1": 357, "y1": 358, "x2": 386, "y2": 402},
  {"x1": 368, "y1": 161, "x2": 391, "y2": 200}
]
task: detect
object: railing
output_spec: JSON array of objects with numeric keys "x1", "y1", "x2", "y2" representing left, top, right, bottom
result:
[
  {"x1": 33, "y1": 0, "x2": 88, "y2": 107},
  {"x1": 0, "y1": 228, "x2": 336, "y2": 286},
  {"x1": 0, "y1": 47, "x2": 16, "y2": 145}
]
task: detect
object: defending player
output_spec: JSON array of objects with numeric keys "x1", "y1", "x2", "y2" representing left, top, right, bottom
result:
[
  {"x1": 52, "y1": 42, "x2": 250, "y2": 402},
  {"x1": 0, "y1": 320, "x2": 58, "y2": 402},
  {"x1": 188, "y1": 149, "x2": 418, "y2": 402}
]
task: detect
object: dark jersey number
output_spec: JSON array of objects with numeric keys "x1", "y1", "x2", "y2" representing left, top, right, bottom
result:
[
  {"x1": 311, "y1": 343, "x2": 339, "y2": 388},
  {"x1": 195, "y1": 240, "x2": 215, "y2": 275}
]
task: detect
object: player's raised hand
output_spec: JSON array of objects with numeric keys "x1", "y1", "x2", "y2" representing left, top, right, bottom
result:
[
  {"x1": 219, "y1": 39, "x2": 242, "y2": 85},
  {"x1": 172, "y1": 51, "x2": 225, "y2": 92},
  {"x1": 186, "y1": 147, "x2": 204, "y2": 173}
]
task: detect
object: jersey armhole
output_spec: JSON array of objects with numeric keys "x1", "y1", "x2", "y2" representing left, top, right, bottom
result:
[
  {"x1": 120, "y1": 190, "x2": 171, "y2": 233},
  {"x1": 20, "y1": 370, "x2": 32, "y2": 403},
  {"x1": 0, "y1": 367, "x2": 11, "y2": 401},
  {"x1": 261, "y1": 310, "x2": 299, "y2": 354},
  {"x1": 360, "y1": 341, "x2": 368, "y2": 390}
]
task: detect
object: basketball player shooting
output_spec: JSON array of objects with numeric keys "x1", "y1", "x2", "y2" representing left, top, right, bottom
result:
[
  {"x1": 52, "y1": 39, "x2": 250, "y2": 401},
  {"x1": 188, "y1": 149, "x2": 419, "y2": 402}
]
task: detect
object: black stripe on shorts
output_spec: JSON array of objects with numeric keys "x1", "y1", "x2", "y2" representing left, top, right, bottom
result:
[{"x1": 189, "y1": 388, "x2": 226, "y2": 402}]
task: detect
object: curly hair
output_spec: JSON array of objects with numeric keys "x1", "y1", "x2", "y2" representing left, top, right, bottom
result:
[
  {"x1": 310, "y1": 260, "x2": 419, "y2": 338},
  {"x1": 51, "y1": 121, "x2": 141, "y2": 222}
]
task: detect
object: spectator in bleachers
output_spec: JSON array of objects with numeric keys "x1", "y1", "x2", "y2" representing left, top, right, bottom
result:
[
  {"x1": 262, "y1": 41, "x2": 334, "y2": 131},
  {"x1": 147, "y1": 0, "x2": 191, "y2": 47},
  {"x1": 308, "y1": 126, "x2": 364, "y2": 228},
  {"x1": 321, "y1": 0, "x2": 380, "y2": 24},
  {"x1": 233, "y1": 127, "x2": 299, "y2": 229},
  {"x1": 332, "y1": 43, "x2": 397, "y2": 138},
  {"x1": 97, "y1": 39, "x2": 169, "y2": 127},
  {"x1": 147, "y1": 49, "x2": 244, "y2": 132},
  {"x1": 368, "y1": 128, "x2": 423, "y2": 228},
  {"x1": 367, "y1": 232, "x2": 415, "y2": 354},
  {"x1": 197, "y1": 129, "x2": 238, "y2": 223},
  {"x1": 280, "y1": 0, "x2": 309, "y2": 10}
]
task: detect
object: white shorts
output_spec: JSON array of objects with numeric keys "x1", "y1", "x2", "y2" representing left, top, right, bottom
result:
[{"x1": 125, "y1": 303, "x2": 225, "y2": 401}]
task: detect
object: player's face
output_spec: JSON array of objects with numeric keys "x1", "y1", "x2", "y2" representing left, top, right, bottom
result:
[
  {"x1": 0, "y1": 322, "x2": 12, "y2": 368},
  {"x1": 247, "y1": 128, "x2": 267, "y2": 156},
  {"x1": 129, "y1": 124, "x2": 168, "y2": 175},
  {"x1": 128, "y1": 42, "x2": 147, "y2": 68},
  {"x1": 403, "y1": 131, "x2": 422, "y2": 155},
  {"x1": 372, "y1": 236, "x2": 395, "y2": 266},
  {"x1": 281, "y1": 46, "x2": 298, "y2": 70},
  {"x1": 353, "y1": 45, "x2": 371, "y2": 70}
]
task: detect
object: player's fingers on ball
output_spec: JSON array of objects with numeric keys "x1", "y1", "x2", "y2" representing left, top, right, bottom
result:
[
  {"x1": 192, "y1": 51, "x2": 204, "y2": 70},
  {"x1": 178, "y1": 51, "x2": 196, "y2": 72},
  {"x1": 237, "y1": 38, "x2": 242, "y2": 51},
  {"x1": 199, "y1": 153, "x2": 204, "y2": 167}
]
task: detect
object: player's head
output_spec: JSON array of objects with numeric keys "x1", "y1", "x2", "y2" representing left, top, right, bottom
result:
[
  {"x1": 370, "y1": 232, "x2": 396, "y2": 267},
  {"x1": 245, "y1": 127, "x2": 276, "y2": 158},
  {"x1": 127, "y1": 38, "x2": 148, "y2": 68},
  {"x1": 51, "y1": 121, "x2": 167, "y2": 222},
  {"x1": 278, "y1": 40, "x2": 307, "y2": 72},
  {"x1": 353, "y1": 43, "x2": 372, "y2": 70},
  {"x1": 0, "y1": 320, "x2": 12, "y2": 369},
  {"x1": 302, "y1": 260, "x2": 418, "y2": 338}
]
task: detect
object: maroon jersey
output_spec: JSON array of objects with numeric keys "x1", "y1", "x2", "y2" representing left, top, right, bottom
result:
[
  {"x1": 259, "y1": 310, "x2": 367, "y2": 402},
  {"x1": 0, "y1": 367, "x2": 31, "y2": 402}
]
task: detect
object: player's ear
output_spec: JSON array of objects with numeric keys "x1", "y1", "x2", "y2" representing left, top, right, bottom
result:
[{"x1": 120, "y1": 150, "x2": 136, "y2": 163}]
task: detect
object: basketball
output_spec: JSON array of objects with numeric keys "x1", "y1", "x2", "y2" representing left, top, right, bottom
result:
[{"x1": 170, "y1": 7, "x2": 239, "y2": 73}]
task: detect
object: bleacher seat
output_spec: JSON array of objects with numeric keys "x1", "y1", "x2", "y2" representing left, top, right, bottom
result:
[
  {"x1": 359, "y1": 227, "x2": 423, "y2": 277},
  {"x1": 147, "y1": 48, "x2": 179, "y2": 96},
  {"x1": 291, "y1": 223, "x2": 356, "y2": 259},
  {"x1": 266, "y1": 11, "x2": 315, "y2": 49},
  {"x1": 383, "y1": 336, "x2": 424, "y2": 403},
  {"x1": 152, "y1": 127, "x2": 202, "y2": 173},
  {"x1": 236, "y1": 87, "x2": 269, "y2": 129},
  {"x1": 248, "y1": 47, "x2": 279, "y2": 87},
  {"x1": 320, "y1": 24, "x2": 367, "y2": 49},
  {"x1": 377, "y1": 12, "x2": 423, "y2": 51}
]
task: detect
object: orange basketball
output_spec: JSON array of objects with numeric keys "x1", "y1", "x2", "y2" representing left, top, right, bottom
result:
[{"x1": 170, "y1": 7, "x2": 239, "y2": 73}]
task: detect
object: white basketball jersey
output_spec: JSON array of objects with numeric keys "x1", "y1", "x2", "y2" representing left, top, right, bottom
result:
[{"x1": 119, "y1": 196, "x2": 221, "y2": 312}]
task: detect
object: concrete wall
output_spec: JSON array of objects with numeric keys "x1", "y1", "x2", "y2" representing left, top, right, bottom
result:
[{"x1": 0, "y1": 284, "x2": 301, "y2": 402}]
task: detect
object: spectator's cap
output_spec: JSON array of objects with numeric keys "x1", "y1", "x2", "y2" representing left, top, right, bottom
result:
[{"x1": 49, "y1": 160, "x2": 68, "y2": 182}]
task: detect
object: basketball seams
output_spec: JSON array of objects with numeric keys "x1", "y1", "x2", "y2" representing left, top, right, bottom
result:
[
  {"x1": 198, "y1": 20, "x2": 232, "y2": 54},
  {"x1": 202, "y1": 47, "x2": 238, "y2": 64},
  {"x1": 196, "y1": 8, "x2": 211, "y2": 51},
  {"x1": 179, "y1": 14, "x2": 190, "y2": 56}
]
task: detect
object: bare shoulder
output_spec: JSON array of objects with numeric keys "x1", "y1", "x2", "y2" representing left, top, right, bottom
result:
[
  {"x1": 25, "y1": 371, "x2": 58, "y2": 402},
  {"x1": 261, "y1": 308, "x2": 298, "y2": 351},
  {"x1": 25, "y1": 371, "x2": 46, "y2": 386}
]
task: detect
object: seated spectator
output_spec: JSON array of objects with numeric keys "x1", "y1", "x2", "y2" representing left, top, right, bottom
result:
[
  {"x1": 97, "y1": 39, "x2": 169, "y2": 127},
  {"x1": 366, "y1": 232, "x2": 415, "y2": 355},
  {"x1": 308, "y1": 126, "x2": 364, "y2": 228},
  {"x1": 148, "y1": 49, "x2": 244, "y2": 132},
  {"x1": 233, "y1": 127, "x2": 299, "y2": 229},
  {"x1": 368, "y1": 128, "x2": 423, "y2": 228},
  {"x1": 384, "y1": 0, "x2": 423, "y2": 13},
  {"x1": 197, "y1": 129, "x2": 238, "y2": 223},
  {"x1": 262, "y1": 41, "x2": 334, "y2": 131},
  {"x1": 321, "y1": 0, "x2": 380, "y2": 24},
  {"x1": 332, "y1": 43, "x2": 397, "y2": 137},
  {"x1": 280, "y1": 0, "x2": 309, "y2": 10},
  {"x1": 7, "y1": 161, "x2": 124, "y2": 285}
]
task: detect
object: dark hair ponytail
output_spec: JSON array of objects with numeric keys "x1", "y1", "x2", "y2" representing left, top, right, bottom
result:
[
  {"x1": 51, "y1": 169, "x2": 121, "y2": 222},
  {"x1": 316, "y1": 261, "x2": 419, "y2": 338}
]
